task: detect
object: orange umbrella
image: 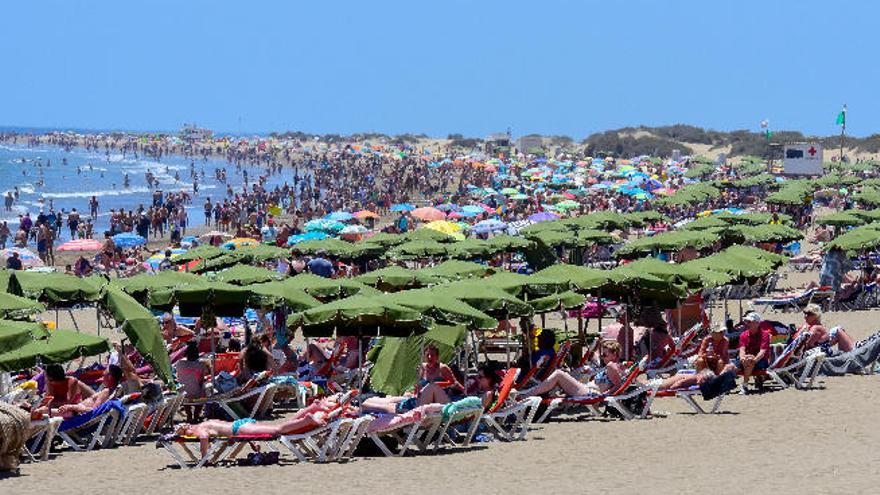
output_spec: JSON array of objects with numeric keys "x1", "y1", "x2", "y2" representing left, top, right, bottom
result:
[
  {"x1": 354, "y1": 210, "x2": 380, "y2": 219},
  {"x1": 410, "y1": 207, "x2": 446, "y2": 222}
]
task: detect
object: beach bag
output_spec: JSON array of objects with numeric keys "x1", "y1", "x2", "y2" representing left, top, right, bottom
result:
[{"x1": 700, "y1": 370, "x2": 737, "y2": 401}]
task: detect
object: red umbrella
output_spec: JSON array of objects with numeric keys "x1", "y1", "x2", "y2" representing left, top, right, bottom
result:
[{"x1": 56, "y1": 239, "x2": 103, "y2": 252}]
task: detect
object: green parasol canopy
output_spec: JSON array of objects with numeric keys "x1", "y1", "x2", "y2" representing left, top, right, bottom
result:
[
  {"x1": 286, "y1": 294, "x2": 430, "y2": 337},
  {"x1": 536, "y1": 264, "x2": 610, "y2": 292},
  {"x1": 0, "y1": 327, "x2": 110, "y2": 372},
  {"x1": 0, "y1": 320, "x2": 48, "y2": 354},
  {"x1": 291, "y1": 238, "x2": 356, "y2": 258},
  {"x1": 102, "y1": 287, "x2": 173, "y2": 385},
  {"x1": 435, "y1": 281, "x2": 533, "y2": 317},
  {"x1": 368, "y1": 324, "x2": 466, "y2": 396},
  {"x1": 283, "y1": 273, "x2": 380, "y2": 300},
  {"x1": 172, "y1": 245, "x2": 225, "y2": 264},
  {"x1": 384, "y1": 289, "x2": 497, "y2": 330},
  {"x1": 247, "y1": 281, "x2": 322, "y2": 311},
  {"x1": 387, "y1": 240, "x2": 450, "y2": 259},
  {"x1": 0, "y1": 292, "x2": 45, "y2": 320},
  {"x1": 358, "y1": 232, "x2": 405, "y2": 247},
  {"x1": 530, "y1": 290, "x2": 587, "y2": 312},
  {"x1": 401, "y1": 228, "x2": 457, "y2": 244},
  {"x1": 210, "y1": 264, "x2": 287, "y2": 286},
  {"x1": 483, "y1": 271, "x2": 566, "y2": 298},
  {"x1": 485, "y1": 235, "x2": 534, "y2": 252},
  {"x1": 355, "y1": 266, "x2": 442, "y2": 291},
  {"x1": 421, "y1": 260, "x2": 493, "y2": 281},
  {"x1": 8, "y1": 271, "x2": 103, "y2": 306},
  {"x1": 446, "y1": 239, "x2": 496, "y2": 259},
  {"x1": 823, "y1": 225, "x2": 880, "y2": 251},
  {"x1": 615, "y1": 230, "x2": 719, "y2": 257},
  {"x1": 111, "y1": 271, "x2": 205, "y2": 309},
  {"x1": 815, "y1": 211, "x2": 866, "y2": 228}
]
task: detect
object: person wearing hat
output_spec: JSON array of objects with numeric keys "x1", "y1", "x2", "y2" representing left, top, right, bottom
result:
[
  {"x1": 695, "y1": 324, "x2": 731, "y2": 375},
  {"x1": 735, "y1": 311, "x2": 770, "y2": 394}
]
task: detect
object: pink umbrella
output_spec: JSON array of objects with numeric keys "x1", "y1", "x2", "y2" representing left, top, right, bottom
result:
[
  {"x1": 411, "y1": 207, "x2": 446, "y2": 222},
  {"x1": 56, "y1": 239, "x2": 104, "y2": 252},
  {"x1": 446, "y1": 211, "x2": 463, "y2": 219}
]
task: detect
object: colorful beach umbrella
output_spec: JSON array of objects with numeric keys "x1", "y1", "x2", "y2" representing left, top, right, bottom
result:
[
  {"x1": 222, "y1": 237, "x2": 259, "y2": 249},
  {"x1": 326, "y1": 211, "x2": 354, "y2": 222},
  {"x1": 56, "y1": 239, "x2": 103, "y2": 252},
  {"x1": 353, "y1": 210, "x2": 380, "y2": 219},
  {"x1": 1, "y1": 248, "x2": 43, "y2": 268},
  {"x1": 390, "y1": 203, "x2": 416, "y2": 212},
  {"x1": 411, "y1": 207, "x2": 446, "y2": 222},
  {"x1": 112, "y1": 232, "x2": 147, "y2": 249}
]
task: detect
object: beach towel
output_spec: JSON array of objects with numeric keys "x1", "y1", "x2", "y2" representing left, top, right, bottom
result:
[
  {"x1": 0, "y1": 402, "x2": 30, "y2": 471},
  {"x1": 820, "y1": 331, "x2": 880, "y2": 376},
  {"x1": 60, "y1": 400, "x2": 126, "y2": 432},
  {"x1": 441, "y1": 397, "x2": 482, "y2": 421}
]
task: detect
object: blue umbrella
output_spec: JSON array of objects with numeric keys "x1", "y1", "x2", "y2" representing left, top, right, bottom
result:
[
  {"x1": 305, "y1": 219, "x2": 345, "y2": 233},
  {"x1": 325, "y1": 211, "x2": 354, "y2": 222},
  {"x1": 390, "y1": 203, "x2": 415, "y2": 212},
  {"x1": 287, "y1": 232, "x2": 329, "y2": 246},
  {"x1": 456, "y1": 210, "x2": 480, "y2": 218},
  {"x1": 460, "y1": 205, "x2": 485, "y2": 215},
  {"x1": 435, "y1": 203, "x2": 459, "y2": 212},
  {"x1": 472, "y1": 219, "x2": 508, "y2": 234},
  {"x1": 112, "y1": 232, "x2": 146, "y2": 248}
]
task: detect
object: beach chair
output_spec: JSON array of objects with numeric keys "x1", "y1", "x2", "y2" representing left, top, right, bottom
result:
[
  {"x1": 647, "y1": 322, "x2": 703, "y2": 378},
  {"x1": 159, "y1": 392, "x2": 358, "y2": 468},
  {"x1": 187, "y1": 379, "x2": 278, "y2": 421},
  {"x1": 23, "y1": 416, "x2": 62, "y2": 461},
  {"x1": 481, "y1": 369, "x2": 541, "y2": 441},
  {"x1": 58, "y1": 400, "x2": 126, "y2": 451},
  {"x1": 424, "y1": 398, "x2": 484, "y2": 449},
  {"x1": 114, "y1": 401, "x2": 149, "y2": 445},
  {"x1": 366, "y1": 406, "x2": 447, "y2": 457},
  {"x1": 820, "y1": 331, "x2": 880, "y2": 376},
  {"x1": 143, "y1": 392, "x2": 185, "y2": 436},
  {"x1": 753, "y1": 287, "x2": 816, "y2": 313},
  {"x1": 648, "y1": 370, "x2": 726, "y2": 414},
  {"x1": 536, "y1": 357, "x2": 658, "y2": 423},
  {"x1": 748, "y1": 332, "x2": 823, "y2": 390}
]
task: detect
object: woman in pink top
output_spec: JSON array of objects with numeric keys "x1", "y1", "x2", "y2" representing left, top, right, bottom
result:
[{"x1": 174, "y1": 341, "x2": 207, "y2": 422}]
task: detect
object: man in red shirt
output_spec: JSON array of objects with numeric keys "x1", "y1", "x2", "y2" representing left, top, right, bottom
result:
[{"x1": 735, "y1": 312, "x2": 770, "y2": 394}]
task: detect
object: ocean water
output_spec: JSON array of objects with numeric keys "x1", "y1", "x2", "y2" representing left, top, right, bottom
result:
[{"x1": 0, "y1": 142, "x2": 294, "y2": 240}]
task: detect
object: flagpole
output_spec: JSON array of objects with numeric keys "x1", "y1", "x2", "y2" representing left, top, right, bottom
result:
[{"x1": 839, "y1": 104, "x2": 847, "y2": 162}]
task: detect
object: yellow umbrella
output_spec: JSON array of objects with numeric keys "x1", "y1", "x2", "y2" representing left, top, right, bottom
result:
[{"x1": 422, "y1": 221, "x2": 462, "y2": 235}]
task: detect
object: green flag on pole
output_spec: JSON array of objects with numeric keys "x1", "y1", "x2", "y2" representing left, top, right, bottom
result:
[{"x1": 836, "y1": 108, "x2": 846, "y2": 126}]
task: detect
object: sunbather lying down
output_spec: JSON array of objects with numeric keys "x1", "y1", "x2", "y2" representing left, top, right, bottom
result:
[{"x1": 174, "y1": 395, "x2": 344, "y2": 455}]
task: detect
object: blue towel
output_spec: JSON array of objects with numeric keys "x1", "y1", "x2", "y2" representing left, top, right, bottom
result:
[{"x1": 61, "y1": 399, "x2": 126, "y2": 432}]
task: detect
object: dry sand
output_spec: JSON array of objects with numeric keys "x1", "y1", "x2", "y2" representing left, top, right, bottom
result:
[{"x1": 6, "y1": 235, "x2": 880, "y2": 493}]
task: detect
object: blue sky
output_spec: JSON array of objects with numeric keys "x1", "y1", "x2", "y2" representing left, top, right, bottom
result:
[{"x1": 1, "y1": 1, "x2": 875, "y2": 138}]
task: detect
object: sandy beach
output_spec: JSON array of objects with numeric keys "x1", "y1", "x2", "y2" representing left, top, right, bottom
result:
[{"x1": 4, "y1": 262, "x2": 879, "y2": 494}]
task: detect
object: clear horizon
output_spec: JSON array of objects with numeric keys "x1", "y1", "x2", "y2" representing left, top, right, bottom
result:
[{"x1": 2, "y1": 1, "x2": 876, "y2": 138}]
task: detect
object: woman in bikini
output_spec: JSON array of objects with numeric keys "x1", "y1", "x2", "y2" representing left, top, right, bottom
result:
[{"x1": 518, "y1": 340, "x2": 625, "y2": 398}]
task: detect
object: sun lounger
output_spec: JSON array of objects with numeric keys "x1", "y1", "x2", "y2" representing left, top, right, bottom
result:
[
  {"x1": 481, "y1": 368, "x2": 541, "y2": 441},
  {"x1": 820, "y1": 330, "x2": 880, "y2": 376},
  {"x1": 186, "y1": 380, "x2": 278, "y2": 421},
  {"x1": 24, "y1": 416, "x2": 62, "y2": 461},
  {"x1": 747, "y1": 331, "x2": 823, "y2": 390},
  {"x1": 753, "y1": 287, "x2": 816, "y2": 313},
  {"x1": 158, "y1": 392, "x2": 358, "y2": 468},
  {"x1": 58, "y1": 400, "x2": 126, "y2": 451},
  {"x1": 647, "y1": 322, "x2": 703, "y2": 378},
  {"x1": 650, "y1": 384, "x2": 723, "y2": 414},
  {"x1": 366, "y1": 405, "x2": 446, "y2": 457},
  {"x1": 536, "y1": 357, "x2": 658, "y2": 423},
  {"x1": 144, "y1": 392, "x2": 185, "y2": 436}
]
